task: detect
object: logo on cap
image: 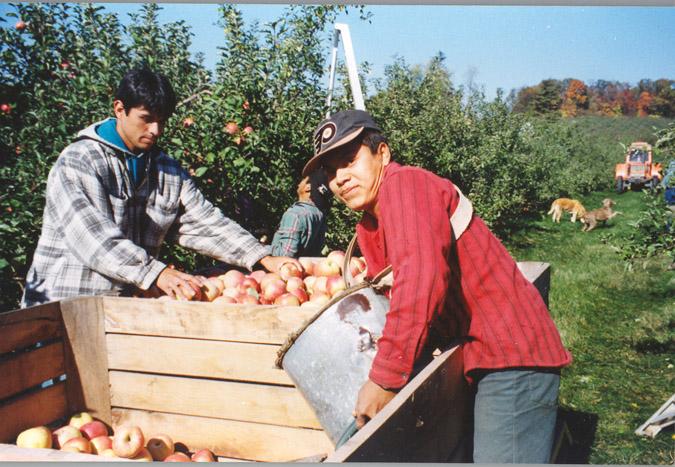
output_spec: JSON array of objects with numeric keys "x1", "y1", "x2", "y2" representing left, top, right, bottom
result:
[{"x1": 313, "y1": 122, "x2": 337, "y2": 155}]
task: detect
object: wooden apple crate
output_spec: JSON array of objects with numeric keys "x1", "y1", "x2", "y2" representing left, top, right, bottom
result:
[{"x1": 0, "y1": 262, "x2": 549, "y2": 462}]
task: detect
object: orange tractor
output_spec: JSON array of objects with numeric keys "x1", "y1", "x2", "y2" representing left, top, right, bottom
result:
[{"x1": 615, "y1": 142, "x2": 663, "y2": 193}]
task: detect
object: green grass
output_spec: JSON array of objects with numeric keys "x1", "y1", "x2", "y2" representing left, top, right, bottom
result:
[{"x1": 507, "y1": 189, "x2": 674, "y2": 465}]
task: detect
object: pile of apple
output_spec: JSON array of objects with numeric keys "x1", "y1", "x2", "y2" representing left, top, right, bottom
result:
[
  {"x1": 158, "y1": 250, "x2": 368, "y2": 307},
  {"x1": 15, "y1": 412, "x2": 215, "y2": 462}
]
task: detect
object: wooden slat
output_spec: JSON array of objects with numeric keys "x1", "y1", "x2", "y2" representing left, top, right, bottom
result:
[
  {"x1": 107, "y1": 334, "x2": 292, "y2": 385},
  {"x1": 109, "y1": 371, "x2": 321, "y2": 429},
  {"x1": 111, "y1": 408, "x2": 333, "y2": 462},
  {"x1": 60, "y1": 297, "x2": 112, "y2": 425},
  {"x1": 326, "y1": 345, "x2": 470, "y2": 462},
  {"x1": 0, "y1": 444, "x2": 130, "y2": 462},
  {"x1": 0, "y1": 302, "x2": 62, "y2": 355},
  {"x1": 0, "y1": 342, "x2": 65, "y2": 400},
  {"x1": 102, "y1": 297, "x2": 315, "y2": 344},
  {"x1": 0, "y1": 383, "x2": 68, "y2": 444}
]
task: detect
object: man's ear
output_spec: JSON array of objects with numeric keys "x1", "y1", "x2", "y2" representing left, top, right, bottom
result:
[
  {"x1": 378, "y1": 142, "x2": 391, "y2": 166},
  {"x1": 113, "y1": 100, "x2": 126, "y2": 118}
]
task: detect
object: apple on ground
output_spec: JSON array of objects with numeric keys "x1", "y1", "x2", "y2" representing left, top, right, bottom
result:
[
  {"x1": 90, "y1": 435, "x2": 113, "y2": 454},
  {"x1": 62, "y1": 437, "x2": 92, "y2": 454},
  {"x1": 52, "y1": 425, "x2": 81, "y2": 449},
  {"x1": 147, "y1": 433, "x2": 175, "y2": 461},
  {"x1": 314, "y1": 258, "x2": 341, "y2": 277},
  {"x1": 132, "y1": 447, "x2": 154, "y2": 461},
  {"x1": 16, "y1": 426, "x2": 52, "y2": 449},
  {"x1": 113, "y1": 425, "x2": 145, "y2": 458},
  {"x1": 79, "y1": 420, "x2": 108, "y2": 440},
  {"x1": 164, "y1": 452, "x2": 192, "y2": 462},
  {"x1": 191, "y1": 449, "x2": 216, "y2": 462},
  {"x1": 69, "y1": 411, "x2": 94, "y2": 429}
]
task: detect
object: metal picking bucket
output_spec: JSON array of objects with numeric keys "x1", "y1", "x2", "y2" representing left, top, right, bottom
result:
[{"x1": 276, "y1": 277, "x2": 390, "y2": 445}]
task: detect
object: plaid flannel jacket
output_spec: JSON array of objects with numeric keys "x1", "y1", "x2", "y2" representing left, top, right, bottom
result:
[
  {"x1": 21, "y1": 119, "x2": 270, "y2": 307},
  {"x1": 270, "y1": 201, "x2": 327, "y2": 257}
]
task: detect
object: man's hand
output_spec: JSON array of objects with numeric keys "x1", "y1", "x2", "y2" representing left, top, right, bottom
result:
[
  {"x1": 258, "y1": 255, "x2": 302, "y2": 273},
  {"x1": 353, "y1": 379, "x2": 396, "y2": 429},
  {"x1": 155, "y1": 267, "x2": 205, "y2": 301}
]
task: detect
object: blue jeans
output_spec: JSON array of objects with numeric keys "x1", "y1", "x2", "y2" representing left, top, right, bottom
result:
[{"x1": 473, "y1": 369, "x2": 560, "y2": 463}]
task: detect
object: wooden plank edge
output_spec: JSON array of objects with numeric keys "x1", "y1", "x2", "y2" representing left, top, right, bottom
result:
[{"x1": 0, "y1": 443, "x2": 130, "y2": 461}]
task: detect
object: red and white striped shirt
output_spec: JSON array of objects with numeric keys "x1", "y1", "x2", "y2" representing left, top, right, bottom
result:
[{"x1": 357, "y1": 162, "x2": 572, "y2": 389}]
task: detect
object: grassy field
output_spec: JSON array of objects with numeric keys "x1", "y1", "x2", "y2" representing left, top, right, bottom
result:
[{"x1": 507, "y1": 189, "x2": 674, "y2": 465}]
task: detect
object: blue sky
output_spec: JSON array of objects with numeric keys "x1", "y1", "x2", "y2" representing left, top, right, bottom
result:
[{"x1": 6, "y1": 4, "x2": 675, "y2": 99}]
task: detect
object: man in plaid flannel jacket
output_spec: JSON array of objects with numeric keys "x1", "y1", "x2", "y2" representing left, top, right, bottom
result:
[
  {"x1": 21, "y1": 68, "x2": 297, "y2": 307},
  {"x1": 271, "y1": 170, "x2": 332, "y2": 257}
]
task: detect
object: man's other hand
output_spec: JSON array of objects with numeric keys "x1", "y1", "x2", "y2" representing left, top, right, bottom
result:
[
  {"x1": 156, "y1": 267, "x2": 205, "y2": 301},
  {"x1": 258, "y1": 255, "x2": 302, "y2": 274},
  {"x1": 353, "y1": 379, "x2": 396, "y2": 429}
]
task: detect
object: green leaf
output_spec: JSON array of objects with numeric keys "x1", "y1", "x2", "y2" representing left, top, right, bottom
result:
[{"x1": 194, "y1": 166, "x2": 208, "y2": 177}]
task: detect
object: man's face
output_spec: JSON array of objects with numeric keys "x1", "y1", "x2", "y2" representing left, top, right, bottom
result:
[
  {"x1": 113, "y1": 100, "x2": 166, "y2": 153},
  {"x1": 323, "y1": 142, "x2": 390, "y2": 215}
]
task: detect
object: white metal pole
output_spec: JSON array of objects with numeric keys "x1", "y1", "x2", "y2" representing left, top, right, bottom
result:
[
  {"x1": 334, "y1": 23, "x2": 365, "y2": 111},
  {"x1": 325, "y1": 29, "x2": 340, "y2": 118}
]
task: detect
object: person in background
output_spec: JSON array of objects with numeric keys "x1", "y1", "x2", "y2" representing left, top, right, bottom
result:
[
  {"x1": 21, "y1": 67, "x2": 298, "y2": 307},
  {"x1": 271, "y1": 170, "x2": 332, "y2": 258},
  {"x1": 302, "y1": 109, "x2": 572, "y2": 463}
]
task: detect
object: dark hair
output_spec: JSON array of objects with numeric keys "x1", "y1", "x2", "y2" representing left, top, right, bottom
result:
[
  {"x1": 114, "y1": 68, "x2": 177, "y2": 120},
  {"x1": 360, "y1": 129, "x2": 389, "y2": 154}
]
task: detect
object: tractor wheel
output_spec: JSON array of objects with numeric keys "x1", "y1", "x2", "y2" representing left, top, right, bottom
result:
[{"x1": 616, "y1": 177, "x2": 625, "y2": 194}]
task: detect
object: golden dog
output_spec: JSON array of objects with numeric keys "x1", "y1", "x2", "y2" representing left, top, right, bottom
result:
[
  {"x1": 580, "y1": 198, "x2": 621, "y2": 232},
  {"x1": 547, "y1": 198, "x2": 587, "y2": 223}
]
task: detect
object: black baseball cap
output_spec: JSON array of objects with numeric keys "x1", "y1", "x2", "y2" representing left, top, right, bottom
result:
[{"x1": 302, "y1": 109, "x2": 381, "y2": 177}]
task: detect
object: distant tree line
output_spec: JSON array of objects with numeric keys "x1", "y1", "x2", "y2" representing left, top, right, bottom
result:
[{"x1": 508, "y1": 78, "x2": 675, "y2": 118}]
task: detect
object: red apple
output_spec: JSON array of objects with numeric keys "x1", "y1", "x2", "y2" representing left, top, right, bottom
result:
[
  {"x1": 298, "y1": 258, "x2": 315, "y2": 276},
  {"x1": 16, "y1": 426, "x2": 52, "y2": 449},
  {"x1": 236, "y1": 293, "x2": 259, "y2": 305},
  {"x1": 200, "y1": 278, "x2": 220, "y2": 302},
  {"x1": 313, "y1": 276, "x2": 329, "y2": 294},
  {"x1": 262, "y1": 279, "x2": 287, "y2": 302},
  {"x1": 69, "y1": 412, "x2": 94, "y2": 429},
  {"x1": 260, "y1": 272, "x2": 282, "y2": 290},
  {"x1": 248, "y1": 269, "x2": 266, "y2": 284},
  {"x1": 309, "y1": 291, "x2": 331, "y2": 306},
  {"x1": 274, "y1": 293, "x2": 300, "y2": 306},
  {"x1": 15, "y1": 20, "x2": 26, "y2": 31},
  {"x1": 349, "y1": 257, "x2": 367, "y2": 277},
  {"x1": 285, "y1": 276, "x2": 305, "y2": 293},
  {"x1": 327, "y1": 276, "x2": 347, "y2": 297},
  {"x1": 79, "y1": 420, "x2": 108, "y2": 440},
  {"x1": 62, "y1": 437, "x2": 92, "y2": 454},
  {"x1": 315, "y1": 258, "x2": 341, "y2": 277},
  {"x1": 243, "y1": 126, "x2": 253, "y2": 135},
  {"x1": 279, "y1": 262, "x2": 303, "y2": 281},
  {"x1": 113, "y1": 425, "x2": 145, "y2": 458},
  {"x1": 147, "y1": 434, "x2": 174, "y2": 461},
  {"x1": 213, "y1": 295, "x2": 237, "y2": 304},
  {"x1": 289, "y1": 287, "x2": 309, "y2": 304},
  {"x1": 242, "y1": 100, "x2": 250, "y2": 110},
  {"x1": 183, "y1": 117, "x2": 194, "y2": 128},
  {"x1": 327, "y1": 250, "x2": 346, "y2": 267},
  {"x1": 164, "y1": 452, "x2": 191, "y2": 462},
  {"x1": 222, "y1": 287, "x2": 239, "y2": 299},
  {"x1": 208, "y1": 276, "x2": 225, "y2": 294},
  {"x1": 100, "y1": 448, "x2": 118, "y2": 458},
  {"x1": 220, "y1": 269, "x2": 245, "y2": 289},
  {"x1": 52, "y1": 425, "x2": 81, "y2": 449},
  {"x1": 132, "y1": 447, "x2": 154, "y2": 461},
  {"x1": 90, "y1": 435, "x2": 113, "y2": 454},
  {"x1": 191, "y1": 449, "x2": 216, "y2": 462},
  {"x1": 303, "y1": 275, "x2": 317, "y2": 294},
  {"x1": 225, "y1": 122, "x2": 239, "y2": 135},
  {"x1": 0, "y1": 103, "x2": 10, "y2": 114},
  {"x1": 60, "y1": 61, "x2": 70, "y2": 70},
  {"x1": 238, "y1": 276, "x2": 260, "y2": 294}
]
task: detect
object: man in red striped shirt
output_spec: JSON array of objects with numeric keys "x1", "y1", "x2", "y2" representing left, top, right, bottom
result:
[{"x1": 303, "y1": 110, "x2": 572, "y2": 463}]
